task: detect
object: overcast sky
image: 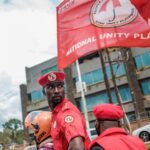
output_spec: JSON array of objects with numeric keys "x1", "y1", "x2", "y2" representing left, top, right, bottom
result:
[{"x1": 0, "y1": 0, "x2": 62, "y2": 131}]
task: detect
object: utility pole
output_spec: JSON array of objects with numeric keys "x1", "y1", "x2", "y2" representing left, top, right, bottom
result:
[
  {"x1": 120, "y1": 48, "x2": 147, "y2": 125},
  {"x1": 106, "y1": 49, "x2": 121, "y2": 104},
  {"x1": 75, "y1": 60, "x2": 90, "y2": 137},
  {"x1": 19, "y1": 84, "x2": 30, "y2": 144},
  {"x1": 64, "y1": 66, "x2": 76, "y2": 105},
  {"x1": 98, "y1": 50, "x2": 113, "y2": 103},
  {"x1": 105, "y1": 49, "x2": 131, "y2": 133}
]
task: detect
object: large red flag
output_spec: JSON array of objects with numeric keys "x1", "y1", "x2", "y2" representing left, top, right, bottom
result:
[
  {"x1": 131, "y1": 0, "x2": 150, "y2": 22},
  {"x1": 57, "y1": 0, "x2": 150, "y2": 69}
]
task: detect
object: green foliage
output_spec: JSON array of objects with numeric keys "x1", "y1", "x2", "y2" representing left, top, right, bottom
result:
[
  {"x1": 15, "y1": 129, "x2": 23, "y2": 144},
  {"x1": 2, "y1": 118, "x2": 22, "y2": 131},
  {"x1": 1, "y1": 118, "x2": 23, "y2": 145},
  {"x1": 0, "y1": 132, "x2": 4, "y2": 143},
  {"x1": 0, "y1": 130, "x2": 11, "y2": 144}
]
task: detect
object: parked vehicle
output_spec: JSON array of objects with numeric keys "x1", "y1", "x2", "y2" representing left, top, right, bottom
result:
[
  {"x1": 89, "y1": 128, "x2": 97, "y2": 140},
  {"x1": 132, "y1": 123, "x2": 150, "y2": 142},
  {"x1": 24, "y1": 145, "x2": 37, "y2": 150},
  {"x1": 0, "y1": 144, "x2": 3, "y2": 150}
]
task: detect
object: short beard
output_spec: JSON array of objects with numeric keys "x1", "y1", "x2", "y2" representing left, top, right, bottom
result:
[{"x1": 49, "y1": 96, "x2": 64, "y2": 109}]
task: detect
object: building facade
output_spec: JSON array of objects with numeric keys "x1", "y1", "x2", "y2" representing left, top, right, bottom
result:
[{"x1": 20, "y1": 48, "x2": 150, "y2": 141}]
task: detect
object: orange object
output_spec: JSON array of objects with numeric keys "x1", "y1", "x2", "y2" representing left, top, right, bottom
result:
[{"x1": 25, "y1": 111, "x2": 52, "y2": 143}]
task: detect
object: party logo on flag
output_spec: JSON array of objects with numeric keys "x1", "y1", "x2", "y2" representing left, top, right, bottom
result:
[{"x1": 90, "y1": 0, "x2": 138, "y2": 28}]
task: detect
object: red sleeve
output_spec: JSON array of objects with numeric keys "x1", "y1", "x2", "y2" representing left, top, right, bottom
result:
[{"x1": 59, "y1": 109, "x2": 86, "y2": 143}]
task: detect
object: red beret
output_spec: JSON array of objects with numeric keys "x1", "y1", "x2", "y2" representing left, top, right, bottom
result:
[
  {"x1": 38, "y1": 71, "x2": 65, "y2": 87},
  {"x1": 93, "y1": 104, "x2": 124, "y2": 120}
]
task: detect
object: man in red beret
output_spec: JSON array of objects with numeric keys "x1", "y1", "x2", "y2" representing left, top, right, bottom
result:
[
  {"x1": 89, "y1": 104, "x2": 147, "y2": 150},
  {"x1": 38, "y1": 71, "x2": 90, "y2": 150}
]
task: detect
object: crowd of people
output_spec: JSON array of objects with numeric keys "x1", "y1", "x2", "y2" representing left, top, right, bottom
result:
[{"x1": 25, "y1": 71, "x2": 147, "y2": 150}]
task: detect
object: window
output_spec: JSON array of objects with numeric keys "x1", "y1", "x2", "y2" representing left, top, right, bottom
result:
[
  {"x1": 82, "y1": 72, "x2": 93, "y2": 85},
  {"x1": 126, "y1": 112, "x2": 136, "y2": 122},
  {"x1": 28, "y1": 93, "x2": 32, "y2": 101},
  {"x1": 74, "y1": 63, "x2": 126, "y2": 86},
  {"x1": 135, "y1": 55, "x2": 142, "y2": 69},
  {"x1": 111, "y1": 90, "x2": 118, "y2": 104},
  {"x1": 73, "y1": 64, "x2": 126, "y2": 85},
  {"x1": 75, "y1": 69, "x2": 104, "y2": 86},
  {"x1": 41, "y1": 65, "x2": 57, "y2": 75},
  {"x1": 79, "y1": 92, "x2": 109, "y2": 112},
  {"x1": 146, "y1": 108, "x2": 150, "y2": 118},
  {"x1": 134, "y1": 52, "x2": 150, "y2": 69},
  {"x1": 31, "y1": 90, "x2": 44, "y2": 102},
  {"x1": 82, "y1": 69, "x2": 104, "y2": 85},
  {"x1": 79, "y1": 52, "x2": 99, "y2": 64},
  {"x1": 143, "y1": 52, "x2": 150, "y2": 67},
  {"x1": 79, "y1": 86, "x2": 132, "y2": 112},
  {"x1": 106, "y1": 65, "x2": 111, "y2": 79},
  {"x1": 119, "y1": 86, "x2": 132, "y2": 102},
  {"x1": 113, "y1": 63, "x2": 126, "y2": 77},
  {"x1": 106, "y1": 63, "x2": 126, "y2": 79},
  {"x1": 111, "y1": 86, "x2": 132, "y2": 103},
  {"x1": 140, "y1": 79, "x2": 150, "y2": 95},
  {"x1": 93, "y1": 69, "x2": 104, "y2": 83}
]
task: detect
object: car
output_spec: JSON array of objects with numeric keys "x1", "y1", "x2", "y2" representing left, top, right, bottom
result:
[
  {"x1": 0, "y1": 144, "x2": 3, "y2": 150},
  {"x1": 132, "y1": 123, "x2": 150, "y2": 142},
  {"x1": 89, "y1": 128, "x2": 97, "y2": 140}
]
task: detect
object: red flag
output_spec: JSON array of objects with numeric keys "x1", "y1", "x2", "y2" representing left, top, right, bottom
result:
[
  {"x1": 100, "y1": 0, "x2": 121, "y2": 12},
  {"x1": 131, "y1": 0, "x2": 150, "y2": 22},
  {"x1": 57, "y1": 0, "x2": 150, "y2": 69}
]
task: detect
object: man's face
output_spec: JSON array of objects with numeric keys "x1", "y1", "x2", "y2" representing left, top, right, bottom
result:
[{"x1": 43, "y1": 81, "x2": 65, "y2": 109}]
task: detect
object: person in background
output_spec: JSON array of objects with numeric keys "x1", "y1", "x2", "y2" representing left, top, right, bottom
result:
[
  {"x1": 25, "y1": 111, "x2": 53, "y2": 150},
  {"x1": 89, "y1": 103, "x2": 147, "y2": 150},
  {"x1": 38, "y1": 71, "x2": 90, "y2": 150}
]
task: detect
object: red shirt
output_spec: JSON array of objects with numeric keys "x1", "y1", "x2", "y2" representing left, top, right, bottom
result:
[
  {"x1": 89, "y1": 128, "x2": 147, "y2": 150},
  {"x1": 51, "y1": 98, "x2": 90, "y2": 150}
]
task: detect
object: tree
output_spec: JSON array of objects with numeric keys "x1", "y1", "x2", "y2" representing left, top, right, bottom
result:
[
  {"x1": 2, "y1": 118, "x2": 23, "y2": 144},
  {"x1": 0, "y1": 130, "x2": 12, "y2": 144},
  {"x1": 15, "y1": 129, "x2": 23, "y2": 144}
]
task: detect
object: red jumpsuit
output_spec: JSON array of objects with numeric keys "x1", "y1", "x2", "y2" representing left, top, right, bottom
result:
[
  {"x1": 89, "y1": 128, "x2": 147, "y2": 150},
  {"x1": 51, "y1": 98, "x2": 90, "y2": 150}
]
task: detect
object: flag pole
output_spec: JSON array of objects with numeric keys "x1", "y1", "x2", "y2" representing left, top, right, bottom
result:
[{"x1": 75, "y1": 60, "x2": 90, "y2": 137}]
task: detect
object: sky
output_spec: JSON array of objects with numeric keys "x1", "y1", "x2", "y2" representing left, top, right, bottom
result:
[{"x1": 0, "y1": 0, "x2": 63, "y2": 131}]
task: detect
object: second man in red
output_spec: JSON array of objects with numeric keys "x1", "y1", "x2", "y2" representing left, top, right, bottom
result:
[{"x1": 88, "y1": 104, "x2": 147, "y2": 150}]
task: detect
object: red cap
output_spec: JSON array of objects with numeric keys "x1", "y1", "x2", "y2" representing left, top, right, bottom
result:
[
  {"x1": 38, "y1": 71, "x2": 65, "y2": 87},
  {"x1": 93, "y1": 104, "x2": 124, "y2": 120}
]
